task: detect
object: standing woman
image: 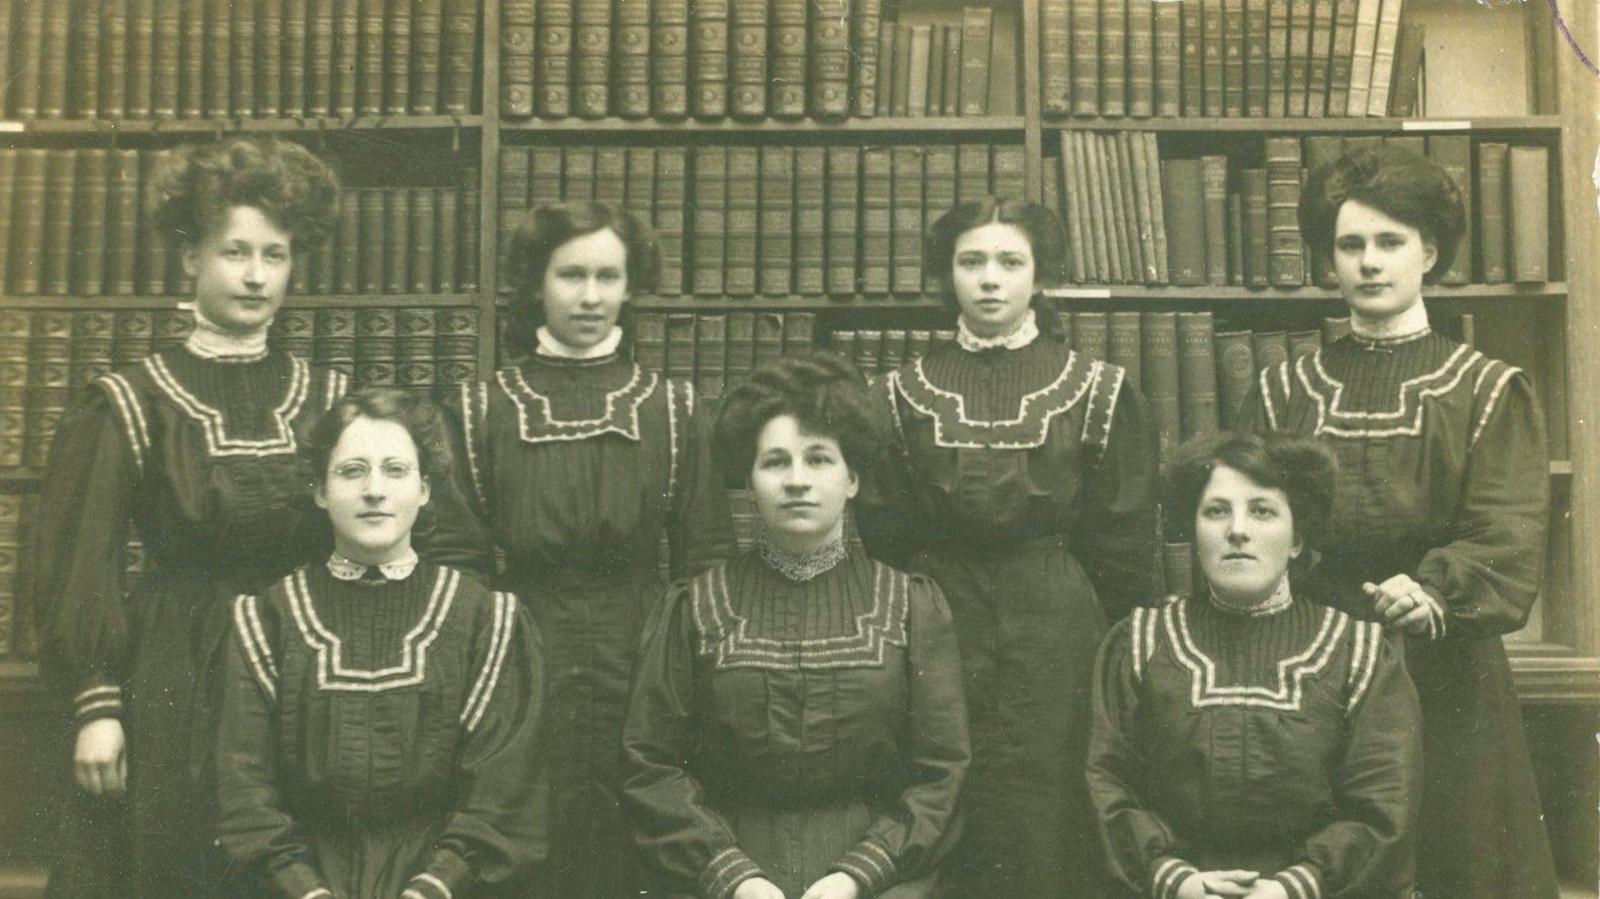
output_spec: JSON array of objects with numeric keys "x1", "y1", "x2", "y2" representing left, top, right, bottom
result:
[
  {"x1": 859, "y1": 198, "x2": 1161, "y2": 897},
  {"x1": 428, "y1": 200, "x2": 735, "y2": 896},
  {"x1": 1241, "y1": 143, "x2": 1560, "y2": 898},
  {"x1": 20, "y1": 137, "x2": 344, "y2": 898}
]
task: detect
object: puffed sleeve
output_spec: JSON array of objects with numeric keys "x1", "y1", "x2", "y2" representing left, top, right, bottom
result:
[
  {"x1": 403, "y1": 592, "x2": 547, "y2": 898},
  {"x1": 1412, "y1": 369, "x2": 1548, "y2": 640},
  {"x1": 667, "y1": 382, "x2": 736, "y2": 580},
  {"x1": 1071, "y1": 368, "x2": 1162, "y2": 621},
  {"x1": 622, "y1": 581, "x2": 763, "y2": 899},
  {"x1": 414, "y1": 382, "x2": 497, "y2": 580},
  {"x1": 854, "y1": 373, "x2": 934, "y2": 568},
  {"x1": 1269, "y1": 626, "x2": 1423, "y2": 899},
  {"x1": 20, "y1": 383, "x2": 138, "y2": 725},
  {"x1": 1085, "y1": 615, "x2": 1201, "y2": 899},
  {"x1": 215, "y1": 593, "x2": 331, "y2": 899},
  {"x1": 829, "y1": 575, "x2": 970, "y2": 895}
]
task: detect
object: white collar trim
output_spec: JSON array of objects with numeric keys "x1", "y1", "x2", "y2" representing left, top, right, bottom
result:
[
  {"x1": 183, "y1": 304, "x2": 271, "y2": 361},
  {"x1": 536, "y1": 325, "x2": 623, "y2": 360},
  {"x1": 957, "y1": 309, "x2": 1038, "y2": 352},
  {"x1": 326, "y1": 549, "x2": 420, "y2": 583}
]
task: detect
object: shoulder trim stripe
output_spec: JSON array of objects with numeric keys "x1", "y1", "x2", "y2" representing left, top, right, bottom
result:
[
  {"x1": 286, "y1": 567, "x2": 460, "y2": 692},
  {"x1": 144, "y1": 354, "x2": 309, "y2": 455},
  {"x1": 1470, "y1": 365, "x2": 1520, "y2": 449},
  {"x1": 233, "y1": 594, "x2": 278, "y2": 702},
  {"x1": 1346, "y1": 621, "x2": 1382, "y2": 713},
  {"x1": 1080, "y1": 361, "x2": 1124, "y2": 463},
  {"x1": 461, "y1": 592, "x2": 517, "y2": 732},
  {"x1": 1258, "y1": 364, "x2": 1283, "y2": 432},
  {"x1": 1165, "y1": 602, "x2": 1348, "y2": 710},
  {"x1": 497, "y1": 363, "x2": 658, "y2": 443},
  {"x1": 96, "y1": 372, "x2": 151, "y2": 475},
  {"x1": 459, "y1": 381, "x2": 490, "y2": 512},
  {"x1": 894, "y1": 352, "x2": 1096, "y2": 449},
  {"x1": 323, "y1": 370, "x2": 349, "y2": 411},
  {"x1": 666, "y1": 380, "x2": 685, "y2": 511},
  {"x1": 1300, "y1": 345, "x2": 1482, "y2": 439}
]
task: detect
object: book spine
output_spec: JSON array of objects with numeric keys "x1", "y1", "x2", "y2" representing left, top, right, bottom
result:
[
  {"x1": 1507, "y1": 145, "x2": 1548, "y2": 282},
  {"x1": 1326, "y1": 0, "x2": 1356, "y2": 116},
  {"x1": 409, "y1": 187, "x2": 435, "y2": 292},
  {"x1": 259, "y1": 0, "x2": 284, "y2": 116},
  {"x1": 42, "y1": 150, "x2": 75, "y2": 295},
  {"x1": 692, "y1": 146, "x2": 728, "y2": 295},
  {"x1": 1387, "y1": 19, "x2": 1423, "y2": 116},
  {"x1": 1126, "y1": 132, "x2": 1159, "y2": 283},
  {"x1": 907, "y1": 24, "x2": 933, "y2": 118},
  {"x1": 634, "y1": 313, "x2": 667, "y2": 372},
  {"x1": 1214, "y1": 328, "x2": 1255, "y2": 428},
  {"x1": 74, "y1": 150, "x2": 109, "y2": 295},
  {"x1": 1042, "y1": 0, "x2": 1072, "y2": 116},
  {"x1": 993, "y1": 144, "x2": 1026, "y2": 201},
  {"x1": 728, "y1": 0, "x2": 767, "y2": 119},
  {"x1": 726, "y1": 311, "x2": 755, "y2": 385},
  {"x1": 284, "y1": 0, "x2": 310, "y2": 116},
  {"x1": 1153, "y1": 0, "x2": 1180, "y2": 117},
  {"x1": 613, "y1": 0, "x2": 651, "y2": 118},
  {"x1": 694, "y1": 313, "x2": 727, "y2": 398},
  {"x1": 1200, "y1": 0, "x2": 1223, "y2": 116},
  {"x1": 769, "y1": 0, "x2": 807, "y2": 118},
  {"x1": 1241, "y1": 167, "x2": 1269, "y2": 287},
  {"x1": 1287, "y1": 329, "x2": 1320, "y2": 365},
  {"x1": 1365, "y1": 0, "x2": 1403, "y2": 116},
  {"x1": 1077, "y1": 133, "x2": 1111, "y2": 281},
  {"x1": 1099, "y1": 133, "x2": 1132, "y2": 282},
  {"x1": 1057, "y1": 143, "x2": 1087, "y2": 282},
  {"x1": 956, "y1": 143, "x2": 988, "y2": 207},
  {"x1": 1114, "y1": 133, "x2": 1146, "y2": 281},
  {"x1": 501, "y1": 0, "x2": 536, "y2": 117},
  {"x1": 724, "y1": 146, "x2": 759, "y2": 296},
  {"x1": 1108, "y1": 310, "x2": 1143, "y2": 389},
  {"x1": 1141, "y1": 310, "x2": 1180, "y2": 468},
  {"x1": 11, "y1": 4, "x2": 43, "y2": 119},
  {"x1": 1346, "y1": 0, "x2": 1380, "y2": 116},
  {"x1": 1302, "y1": 136, "x2": 1343, "y2": 286},
  {"x1": 826, "y1": 146, "x2": 860, "y2": 296},
  {"x1": 393, "y1": 307, "x2": 435, "y2": 394},
  {"x1": 440, "y1": 0, "x2": 476, "y2": 113},
  {"x1": 434, "y1": 186, "x2": 459, "y2": 291},
  {"x1": 1180, "y1": 0, "x2": 1203, "y2": 117},
  {"x1": 873, "y1": 27, "x2": 893, "y2": 116},
  {"x1": 1243, "y1": 0, "x2": 1268, "y2": 115},
  {"x1": 880, "y1": 328, "x2": 907, "y2": 371},
  {"x1": 655, "y1": 147, "x2": 687, "y2": 295},
  {"x1": 432, "y1": 307, "x2": 476, "y2": 385},
  {"x1": 759, "y1": 146, "x2": 796, "y2": 296},
  {"x1": 537, "y1": 0, "x2": 574, "y2": 118},
  {"x1": 1202, "y1": 156, "x2": 1231, "y2": 284},
  {"x1": 784, "y1": 312, "x2": 816, "y2": 355},
  {"x1": 690, "y1": 0, "x2": 729, "y2": 119},
  {"x1": 664, "y1": 313, "x2": 697, "y2": 385},
  {"x1": 0, "y1": 152, "x2": 13, "y2": 293},
  {"x1": 649, "y1": 0, "x2": 689, "y2": 119},
  {"x1": 382, "y1": 0, "x2": 412, "y2": 114},
  {"x1": 1286, "y1": 0, "x2": 1311, "y2": 116},
  {"x1": 962, "y1": 6, "x2": 994, "y2": 116},
  {"x1": 1307, "y1": 0, "x2": 1335, "y2": 116},
  {"x1": 562, "y1": 146, "x2": 596, "y2": 201},
  {"x1": 332, "y1": 0, "x2": 359, "y2": 116},
  {"x1": 890, "y1": 24, "x2": 912, "y2": 117},
  {"x1": 891, "y1": 146, "x2": 924, "y2": 295},
  {"x1": 152, "y1": 0, "x2": 181, "y2": 117},
  {"x1": 1160, "y1": 157, "x2": 1205, "y2": 286},
  {"x1": 1069, "y1": 0, "x2": 1098, "y2": 115},
  {"x1": 75, "y1": 1, "x2": 103, "y2": 118},
  {"x1": 354, "y1": 309, "x2": 398, "y2": 387},
  {"x1": 1163, "y1": 541, "x2": 1194, "y2": 598},
  {"x1": 1426, "y1": 135, "x2": 1473, "y2": 285},
  {"x1": 1477, "y1": 142, "x2": 1508, "y2": 284},
  {"x1": 1265, "y1": 0, "x2": 1289, "y2": 116},
  {"x1": 573, "y1": 0, "x2": 611, "y2": 118},
  {"x1": 860, "y1": 147, "x2": 892, "y2": 295},
  {"x1": 753, "y1": 312, "x2": 784, "y2": 368},
  {"x1": 356, "y1": 0, "x2": 385, "y2": 115},
  {"x1": 106, "y1": 0, "x2": 134, "y2": 118},
  {"x1": 233, "y1": 0, "x2": 258, "y2": 115},
  {"x1": 794, "y1": 146, "x2": 827, "y2": 296},
  {"x1": 356, "y1": 189, "x2": 382, "y2": 292},
  {"x1": 923, "y1": 145, "x2": 957, "y2": 292},
  {"x1": 1177, "y1": 310, "x2": 1218, "y2": 440},
  {"x1": 0, "y1": 311, "x2": 31, "y2": 470},
  {"x1": 384, "y1": 189, "x2": 410, "y2": 293},
  {"x1": 853, "y1": 0, "x2": 882, "y2": 117},
  {"x1": 595, "y1": 145, "x2": 627, "y2": 207},
  {"x1": 25, "y1": 311, "x2": 72, "y2": 469},
  {"x1": 1127, "y1": 0, "x2": 1155, "y2": 117},
  {"x1": 1264, "y1": 137, "x2": 1304, "y2": 287},
  {"x1": 1102, "y1": 0, "x2": 1128, "y2": 117},
  {"x1": 1222, "y1": 0, "x2": 1245, "y2": 116},
  {"x1": 854, "y1": 328, "x2": 881, "y2": 372},
  {"x1": 198, "y1": 0, "x2": 229, "y2": 116}
]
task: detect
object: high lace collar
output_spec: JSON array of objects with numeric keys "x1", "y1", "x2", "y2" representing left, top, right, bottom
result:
[
  {"x1": 758, "y1": 533, "x2": 849, "y2": 583},
  {"x1": 1349, "y1": 300, "x2": 1431, "y2": 348},
  {"x1": 1207, "y1": 574, "x2": 1294, "y2": 617},
  {"x1": 956, "y1": 309, "x2": 1039, "y2": 353},
  {"x1": 535, "y1": 325, "x2": 624, "y2": 361},
  {"x1": 326, "y1": 548, "x2": 420, "y2": 584},
  {"x1": 183, "y1": 305, "x2": 271, "y2": 362}
]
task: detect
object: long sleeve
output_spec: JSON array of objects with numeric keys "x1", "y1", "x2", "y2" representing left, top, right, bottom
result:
[
  {"x1": 414, "y1": 383, "x2": 497, "y2": 580},
  {"x1": 1413, "y1": 371, "x2": 1548, "y2": 640},
  {"x1": 214, "y1": 595, "x2": 331, "y2": 899},
  {"x1": 405, "y1": 597, "x2": 548, "y2": 898},
  {"x1": 1272, "y1": 630, "x2": 1423, "y2": 899},
  {"x1": 1072, "y1": 377, "x2": 1162, "y2": 622},
  {"x1": 1085, "y1": 617, "x2": 1196, "y2": 899},
  {"x1": 831, "y1": 576, "x2": 970, "y2": 895},
  {"x1": 20, "y1": 386, "x2": 137, "y2": 724},
  {"x1": 622, "y1": 582, "x2": 761, "y2": 899},
  {"x1": 853, "y1": 375, "x2": 931, "y2": 568},
  {"x1": 668, "y1": 385, "x2": 736, "y2": 580}
]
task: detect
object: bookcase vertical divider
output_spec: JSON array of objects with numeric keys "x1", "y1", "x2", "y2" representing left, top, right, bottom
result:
[{"x1": 479, "y1": 0, "x2": 503, "y2": 377}]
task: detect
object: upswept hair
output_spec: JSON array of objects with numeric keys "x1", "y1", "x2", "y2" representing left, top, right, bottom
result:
[
  {"x1": 712, "y1": 352, "x2": 882, "y2": 489},
  {"x1": 1298, "y1": 143, "x2": 1466, "y2": 283},
  {"x1": 1165, "y1": 432, "x2": 1338, "y2": 571},
  {"x1": 149, "y1": 137, "x2": 340, "y2": 251},
  {"x1": 300, "y1": 388, "x2": 454, "y2": 485},
  {"x1": 923, "y1": 197, "x2": 1071, "y2": 339}
]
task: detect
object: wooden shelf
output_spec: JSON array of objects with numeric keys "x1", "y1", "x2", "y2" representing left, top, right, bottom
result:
[
  {"x1": 612, "y1": 296, "x2": 945, "y2": 311},
  {"x1": 499, "y1": 115, "x2": 1027, "y2": 135},
  {"x1": 0, "y1": 114, "x2": 484, "y2": 135},
  {"x1": 1044, "y1": 115, "x2": 1564, "y2": 133},
  {"x1": 0, "y1": 293, "x2": 484, "y2": 310},
  {"x1": 1509, "y1": 643, "x2": 1600, "y2": 704},
  {"x1": 1043, "y1": 283, "x2": 1568, "y2": 301}
]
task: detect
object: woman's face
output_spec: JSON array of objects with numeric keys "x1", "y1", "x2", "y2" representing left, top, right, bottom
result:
[
  {"x1": 315, "y1": 416, "x2": 431, "y2": 565},
  {"x1": 951, "y1": 221, "x2": 1037, "y2": 339},
  {"x1": 749, "y1": 413, "x2": 859, "y2": 553},
  {"x1": 1194, "y1": 463, "x2": 1300, "y2": 607},
  {"x1": 183, "y1": 205, "x2": 293, "y2": 335},
  {"x1": 1333, "y1": 199, "x2": 1437, "y2": 323},
  {"x1": 539, "y1": 227, "x2": 629, "y2": 349}
]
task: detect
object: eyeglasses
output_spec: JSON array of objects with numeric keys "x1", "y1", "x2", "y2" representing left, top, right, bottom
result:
[{"x1": 330, "y1": 461, "x2": 418, "y2": 482}]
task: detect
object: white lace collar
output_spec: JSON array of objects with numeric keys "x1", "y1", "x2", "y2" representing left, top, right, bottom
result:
[
  {"x1": 326, "y1": 548, "x2": 420, "y2": 584},
  {"x1": 182, "y1": 304, "x2": 271, "y2": 362},
  {"x1": 1208, "y1": 575, "x2": 1294, "y2": 617},
  {"x1": 1349, "y1": 301, "x2": 1430, "y2": 344},
  {"x1": 758, "y1": 533, "x2": 849, "y2": 582},
  {"x1": 536, "y1": 325, "x2": 623, "y2": 360},
  {"x1": 956, "y1": 309, "x2": 1039, "y2": 353}
]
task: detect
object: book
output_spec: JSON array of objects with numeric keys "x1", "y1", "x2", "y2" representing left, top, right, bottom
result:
[
  {"x1": 729, "y1": 0, "x2": 767, "y2": 119},
  {"x1": 357, "y1": 0, "x2": 384, "y2": 115},
  {"x1": 1302, "y1": 136, "x2": 1345, "y2": 287},
  {"x1": 892, "y1": 23, "x2": 913, "y2": 117},
  {"x1": 794, "y1": 147, "x2": 827, "y2": 296},
  {"x1": 1326, "y1": 0, "x2": 1357, "y2": 115},
  {"x1": 563, "y1": 146, "x2": 595, "y2": 201},
  {"x1": 382, "y1": 0, "x2": 415, "y2": 114},
  {"x1": 1201, "y1": 155, "x2": 1229, "y2": 286},
  {"x1": 1214, "y1": 329, "x2": 1255, "y2": 427},
  {"x1": 501, "y1": 0, "x2": 536, "y2": 116},
  {"x1": 1365, "y1": 0, "x2": 1404, "y2": 116},
  {"x1": 1507, "y1": 145, "x2": 1549, "y2": 282},
  {"x1": 1180, "y1": 0, "x2": 1204, "y2": 116},
  {"x1": 1075, "y1": 133, "x2": 1109, "y2": 282},
  {"x1": 409, "y1": 188, "x2": 435, "y2": 292},
  {"x1": 1141, "y1": 311, "x2": 1181, "y2": 469},
  {"x1": 154, "y1": 0, "x2": 183, "y2": 117},
  {"x1": 1202, "y1": 0, "x2": 1224, "y2": 115},
  {"x1": 1477, "y1": 141, "x2": 1509, "y2": 283},
  {"x1": 595, "y1": 146, "x2": 626, "y2": 207},
  {"x1": 1307, "y1": 0, "x2": 1336, "y2": 116},
  {"x1": 1103, "y1": 0, "x2": 1129, "y2": 117},
  {"x1": 1163, "y1": 541, "x2": 1194, "y2": 598},
  {"x1": 1228, "y1": 190, "x2": 1244, "y2": 285},
  {"x1": 1161, "y1": 157, "x2": 1206, "y2": 286},
  {"x1": 854, "y1": 0, "x2": 883, "y2": 116},
  {"x1": 284, "y1": 0, "x2": 311, "y2": 115},
  {"x1": 434, "y1": 307, "x2": 478, "y2": 386},
  {"x1": 1108, "y1": 134, "x2": 1139, "y2": 283},
  {"x1": 695, "y1": 313, "x2": 727, "y2": 398},
  {"x1": 384, "y1": 189, "x2": 410, "y2": 294},
  {"x1": 538, "y1": 0, "x2": 574, "y2": 117},
  {"x1": 655, "y1": 148, "x2": 688, "y2": 294},
  {"x1": 1264, "y1": 137, "x2": 1304, "y2": 287},
  {"x1": 957, "y1": 143, "x2": 989, "y2": 206},
  {"x1": 691, "y1": 0, "x2": 729, "y2": 118},
  {"x1": 572, "y1": 0, "x2": 611, "y2": 117},
  {"x1": 1266, "y1": 0, "x2": 1289, "y2": 115},
  {"x1": 961, "y1": 5, "x2": 994, "y2": 116},
  {"x1": 769, "y1": 0, "x2": 807, "y2": 118},
  {"x1": 726, "y1": 312, "x2": 756, "y2": 387},
  {"x1": 333, "y1": 0, "x2": 361, "y2": 116},
  {"x1": 1143, "y1": 132, "x2": 1169, "y2": 283},
  {"x1": 460, "y1": 166, "x2": 480, "y2": 290},
  {"x1": 810, "y1": 0, "x2": 851, "y2": 120},
  {"x1": 436, "y1": 186, "x2": 460, "y2": 291},
  {"x1": 74, "y1": 151, "x2": 109, "y2": 295},
  {"x1": 441, "y1": 0, "x2": 477, "y2": 113},
  {"x1": 874, "y1": 25, "x2": 894, "y2": 116},
  {"x1": 1108, "y1": 310, "x2": 1144, "y2": 389},
  {"x1": 826, "y1": 147, "x2": 861, "y2": 296},
  {"x1": 1285, "y1": 0, "x2": 1311, "y2": 116},
  {"x1": 860, "y1": 147, "x2": 893, "y2": 295},
  {"x1": 105, "y1": 0, "x2": 133, "y2": 118},
  {"x1": 634, "y1": 313, "x2": 667, "y2": 371},
  {"x1": 1153, "y1": 0, "x2": 1181, "y2": 116},
  {"x1": 759, "y1": 147, "x2": 795, "y2": 296},
  {"x1": 1057, "y1": 146, "x2": 1088, "y2": 283},
  {"x1": 1042, "y1": 0, "x2": 1072, "y2": 116},
  {"x1": 753, "y1": 312, "x2": 784, "y2": 367},
  {"x1": 396, "y1": 308, "x2": 437, "y2": 393},
  {"x1": 783, "y1": 312, "x2": 816, "y2": 355},
  {"x1": 908, "y1": 24, "x2": 934, "y2": 117},
  {"x1": 1426, "y1": 135, "x2": 1473, "y2": 285},
  {"x1": 43, "y1": 150, "x2": 74, "y2": 295},
  {"x1": 942, "y1": 23, "x2": 962, "y2": 116},
  {"x1": 1070, "y1": 0, "x2": 1099, "y2": 115},
  {"x1": 614, "y1": 0, "x2": 652, "y2": 118},
  {"x1": 854, "y1": 328, "x2": 882, "y2": 373},
  {"x1": 1222, "y1": 0, "x2": 1245, "y2": 116},
  {"x1": 1244, "y1": 0, "x2": 1269, "y2": 115},
  {"x1": 923, "y1": 146, "x2": 958, "y2": 291},
  {"x1": 891, "y1": 146, "x2": 924, "y2": 294},
  {"x1": 724, "y1": 147, "x2": 759, "y2": 295},
  {"x1": 1089, "y1": 135, "x2": 1122, "y2": 282},
  {"x1": 77, "y1": 0, "x2": 104, "y2": 118},
  {"x1": 1240, "y1": 167, "x2": 1269, "y2": 287},
  {"x1": 1177, "y1": 311, "x2": 1218, "y2": 440},
  {"x1": 691, "y1": 146, "x2": 727, "y2": 295},
  {"x1": 653, "y1": 0, "x2": 690, "y2": 119},
  {"x1": 665, "y1": 314, "x2": 697, "y2": 387},
  {"x1": 1072, "y1": 310, "x2": 1110, "y2": 361},
  {"x1": 1388, "y1": 19, "x2": 1423, "y2": 116},
  {"x1": 1128, "y1": 0, "x2": 1156, "y2": 117}
]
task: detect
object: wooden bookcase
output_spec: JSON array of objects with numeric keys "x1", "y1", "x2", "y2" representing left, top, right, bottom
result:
[{"x1": 0, "y1": 0, "x2": 1596, "y2": 885}]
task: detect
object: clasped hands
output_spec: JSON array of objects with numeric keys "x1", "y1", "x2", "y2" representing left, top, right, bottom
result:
[
  {"x1": 734, "y1": 872, "x2": 859, "y2": 899},
  {"x1": 1364, "y1": 573, "x2": 1436, "y2": 635},
  {"x1": 1176, "y1": 869, "x2": 1289, "y2": 899}
]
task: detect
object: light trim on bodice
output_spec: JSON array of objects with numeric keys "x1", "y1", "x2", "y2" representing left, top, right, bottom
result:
[
  {"x1": 460, "y1": 591, "x2": 518, "y2": 732},
  {"x1": 1164, "y1": 600, "x2": 1347, "y2": 710},
  {"x1": 691, "y1": 561, "x2": 910, "y2": 670},
  {"x1": 97, "y1": 372, "x2": 152, "y2": 475},
  {"x1": 496, "y1": 363, "x2": 658, "y2": 443},
  {"x1": 143, "y1": 353, "x2": 310, "y2": 456},
  {"x1": 1298, "y1": 343, "x2": 1481, "y2": 439},
  {"x1": 891, "y1": 352, "x2": 1098, "y2": 449},
  {"x1": 233, "y1": 593, "x2": 279, "y2": 702},
  {"x1": 285, "y1": 566, "x2": 460, "y2": 692}
]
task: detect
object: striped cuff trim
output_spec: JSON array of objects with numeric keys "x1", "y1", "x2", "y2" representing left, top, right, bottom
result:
[
  {"x1": 298, "y1": 890, "x2": 333, "y2": 899},
  {"x1": 404, "y1": 871, "x2": 453, "y2": 899},
  {"x1": 1152, "y1": 856, "x2": 1199, "y2": 899},
  {"x1": 701, "y1": 846, "x2": 763, "y2": 899},
  {"x1": 1274, "y1": 864, "x2": 1322, "y2": 899},
  {"x1": 74, "y1": 685, "x2": 124, "y2": 722},
  {"x1": 833, "y1": 840, "x2": 898, "y2": 894}
]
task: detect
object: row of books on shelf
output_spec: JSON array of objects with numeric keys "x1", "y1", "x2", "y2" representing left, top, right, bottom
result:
[
  {"x1": 629, "y1": 310, "x2": 816, "y2": 399},
  {"x1": 500, "y1": 0, "x2": 1017, "y2": 121},
  {"x1": 0, "y1": 0, "x2": 481, "y2": 122},
  {"x1": 1043, "y1": 132, "x2": 1552, "y2": 287},
  {"x1": 499, "y1": 143, "x2": 1026, "y2": 298},
  {"x1": 0, "y1": 147, "x2": 483, "y2": 297},
  {"x1": 0, "y1": 494, "x2": 29, "y2": 660},
  {"x1": 1042, "y1": 0, "x2": 1423, "y2": 119},
  {"x1": 0, "y1": 307, "x2": 481, "y2": 470}
]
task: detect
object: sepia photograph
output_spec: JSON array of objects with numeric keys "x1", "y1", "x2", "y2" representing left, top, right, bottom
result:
[{"x1": 0, "y1": 0, "x2": 1597, "y2": 896}]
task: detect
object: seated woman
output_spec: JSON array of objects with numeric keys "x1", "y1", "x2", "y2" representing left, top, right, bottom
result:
[
  {"x1": 214, "y1": 388, "x2": 545, "y2": 899},
  {"x1": 1086, "y1": 433, "x2": 1422, "y2": 899},
  {"x1": 622, "y1": 353, "x2": 971, "y2": 899}
]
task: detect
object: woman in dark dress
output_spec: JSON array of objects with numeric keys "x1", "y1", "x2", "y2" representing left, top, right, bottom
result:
[
  {"x1": 623, "y1": 353, "x2": 970, "y2": 899},
  {"x1": 20, "y1": 137, "x2": 344, "y2": 898},
  {"x1": 857, "y1": 198, "x2": 1160, "y2": 898},
  {"x1": 215, "y1": 388, "x2": 544, "y2": 899},
  {"x1": 427, "y1": 201, "x2": 735, "y2": 896},
  {"x1": 1240, "y1": 144, "x2": 1560, "y2": 899},
  {"x1": 1088, "y1": 433, "x2": 1422, "y2": 899}
]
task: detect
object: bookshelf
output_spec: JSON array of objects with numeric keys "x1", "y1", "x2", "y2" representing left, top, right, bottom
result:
[{"x1": 0, "y1": 0, "x2": 1596, "y2": 881}]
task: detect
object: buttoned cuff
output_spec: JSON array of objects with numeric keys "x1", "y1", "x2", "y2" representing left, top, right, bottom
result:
[
  {"x1": 1273, "y1": 862, "x2": 1324, "y2": 899},
  {"x1": 832, "y1": 838, "x2": 898, "y2": 894},
  {"x1": 701, "y1": 846, "x2": 763, "y2": 899},
  {"x1": 74, "y1": 682, "x2": 124, "y2": 726},
  {"x1": 1151, "y1": 856, "x2": 1199, "y2": 899},
  {"x1": 399, "y1": 848, "x2": 473, "y2": 899}
]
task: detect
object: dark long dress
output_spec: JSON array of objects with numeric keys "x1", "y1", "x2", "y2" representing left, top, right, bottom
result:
[
  {"x1": 622, "y1": 546, "x2": 970, "y2": 899},
  {"x1": 859, "y1": 333, "x2": 1160, "y2": 898},
  {"x1": 214, "y1": 560, "x2": 545, "y2": 898},
  {"x1": 429, "y1": 348, "x2": 735, "y2": 897},
  {"x1": 19, "y1": 346, "x2": 347, "y2": 898},
  {"x1": 1087, "y1": 592, "x2": 1422, "y2": 899},
  {"x1": 1242, "y1": 328, "x2": 1560, "y2": 899}
]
